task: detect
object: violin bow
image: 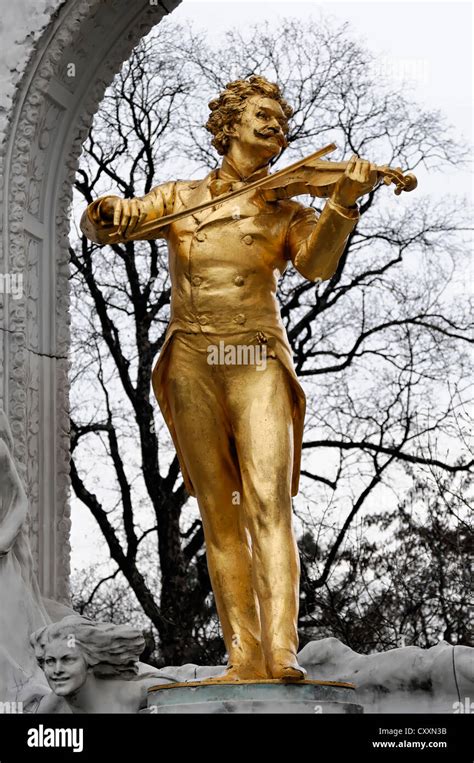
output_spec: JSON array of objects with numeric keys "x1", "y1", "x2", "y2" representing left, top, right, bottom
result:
[{"x1": 107, "y1": 143, "x2": 416, "y2": 240}]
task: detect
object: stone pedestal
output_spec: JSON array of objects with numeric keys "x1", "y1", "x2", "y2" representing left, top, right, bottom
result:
[{"x1": 147, "y1": 679, "x2": 363, "y2": 714}]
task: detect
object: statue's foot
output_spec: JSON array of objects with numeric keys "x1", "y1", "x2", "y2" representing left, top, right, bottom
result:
[
  {"x1": 268, "y1": 649, "x2": 307, "y2": 681},
  {"x1": 210, "y1": 663, "x2": 269, "y2": 682}
]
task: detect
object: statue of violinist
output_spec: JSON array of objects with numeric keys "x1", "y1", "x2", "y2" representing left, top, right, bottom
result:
[{"x1": 80, "y1": 75, "x2": 416, "y2": 682}]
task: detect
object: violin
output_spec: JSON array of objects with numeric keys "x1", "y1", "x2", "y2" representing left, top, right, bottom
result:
[
  {"x1": 259, "y1": 143, "x2": 418, "y2": 201},
  {"x1": 108, "y1": 143, "x2": 417, "y2": 240}
]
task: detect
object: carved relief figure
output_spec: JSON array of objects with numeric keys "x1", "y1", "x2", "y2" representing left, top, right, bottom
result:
[
  {"x1": 0, "y1": 409, "x2": 50, "y2": 704},
  {"x1": 31, "y1": 616, "x2": 176, "y2": 713}
]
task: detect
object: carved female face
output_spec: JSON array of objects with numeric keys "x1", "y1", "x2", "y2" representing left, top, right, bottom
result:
[{"x1": 42, "y1": 639, "x2": 90, "y2": 697}]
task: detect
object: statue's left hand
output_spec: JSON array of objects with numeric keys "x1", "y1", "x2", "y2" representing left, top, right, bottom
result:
[{"x1": 331, "y1": 155, "x2": 379, "y2": 208}]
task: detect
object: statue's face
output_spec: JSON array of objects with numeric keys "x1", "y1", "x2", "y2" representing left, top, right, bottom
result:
[
  {"x1": 42, "y1": 640, "x2": 90, "y2": 697},
  {"x1": 228, "y1": 95, "x2": 288, "y2": 161}
]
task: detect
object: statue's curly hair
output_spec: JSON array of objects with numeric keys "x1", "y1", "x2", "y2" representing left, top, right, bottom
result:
[{"x1": 205, "y1": 75, "x2": 293, "y2": 156}]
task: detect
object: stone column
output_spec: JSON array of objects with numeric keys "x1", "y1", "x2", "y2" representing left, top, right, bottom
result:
[{"x1": 0, "y1": 0, "x2": 181, "y2": 602}]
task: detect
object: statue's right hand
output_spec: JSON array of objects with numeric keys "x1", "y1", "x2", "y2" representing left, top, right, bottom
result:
[
  {"x1": 100, "y1": 197, "x2": 146, "y2": 238},
  {"x1": 99, "y1": 197, "x2": 118, "y2": 221}
]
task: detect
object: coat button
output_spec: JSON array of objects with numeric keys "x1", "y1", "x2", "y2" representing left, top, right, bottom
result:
[
  {"x1": 196, "y1": 231, "x2": 206, "y2": 242},
  {"x1": 233, "y1": 313, "x2": 246, "y2": 325},
  {"x1": 243, "y1": 234, "x2": 253, "y2": 245},
  {"x1": 234, "y1": 276, "x2": 245, "y2": 287},
  {"x1": 192, "y1": 275, "x2": 202, "y2": 286},
  {"x1": 198, "y1": 315, "x2": 209, "y2": 325}
]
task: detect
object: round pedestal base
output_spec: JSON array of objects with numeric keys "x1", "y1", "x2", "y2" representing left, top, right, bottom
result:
[{"x1": 147, "y1": 679, "x2": 363, "y2": 714}]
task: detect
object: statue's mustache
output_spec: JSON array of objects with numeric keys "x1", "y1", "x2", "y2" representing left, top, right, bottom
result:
[{"x1": 254, "y1": 128, "x2": 287, "y2": 147}]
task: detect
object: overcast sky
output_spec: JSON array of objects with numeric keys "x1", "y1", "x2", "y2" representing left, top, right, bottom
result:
[
  {"x1": 177, "y1": 0, "x2": 472, "y2": 125},
  {"x1": 70, "y1": 0, "x2": 472, "y2": 572},
  {"x1": 173, "y1": 0, "x2": 472, "y2": 195}
]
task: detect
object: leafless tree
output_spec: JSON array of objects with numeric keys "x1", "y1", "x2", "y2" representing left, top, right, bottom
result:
[
  {"x1": 299, "y1": 469, "x2": 472, "y2": 651},
  {"x1": 69, "y1": 18, "x2": 472, "y2": 664}
]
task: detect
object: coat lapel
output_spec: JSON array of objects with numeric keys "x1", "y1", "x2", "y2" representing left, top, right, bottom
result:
[
  {"x1": 175, "y1": 171, "x2": 270, "y2": 231},
  {"x1": 175, "y1": 173, "x2": 215, "y2": 227}
]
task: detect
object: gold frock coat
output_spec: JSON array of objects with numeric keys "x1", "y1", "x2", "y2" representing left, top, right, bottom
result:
[{"x1": 80, "y1": 160, "x2": 359, "y2": 497}]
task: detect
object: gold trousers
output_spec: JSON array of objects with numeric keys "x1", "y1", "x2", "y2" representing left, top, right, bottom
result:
[{"x1": 163, "y1": 331, "x2": 300, "y2": 675}]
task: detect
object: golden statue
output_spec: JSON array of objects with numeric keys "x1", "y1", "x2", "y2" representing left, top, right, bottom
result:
[{"x1": 80, "y1": 76, "x2": 416, "y2": 682}]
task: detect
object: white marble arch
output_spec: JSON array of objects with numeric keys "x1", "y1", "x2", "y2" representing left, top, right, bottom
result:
[{"x1": 0, "y1": 0, "x2": 181, "y2": 603}]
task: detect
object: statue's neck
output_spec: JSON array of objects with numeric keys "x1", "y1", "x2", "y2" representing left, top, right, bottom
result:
[
  {"x1": 64, "y1": 675, "x2": 138, "y2": 714},
  {"x1": 222, "y1": 147, "x2": 271, "y2": 181},
  {"x1": 65, "y1": 674, "x2": 101, "y2": 713}
]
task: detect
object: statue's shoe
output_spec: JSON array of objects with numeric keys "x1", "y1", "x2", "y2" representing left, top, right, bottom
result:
[
  {"x1": 209, "y1": 663, "x2": 269, "y2": 682},
  {"x1": 268, "y1": 649, "x2": 307, "y2": 681}
]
